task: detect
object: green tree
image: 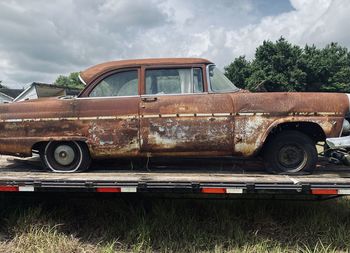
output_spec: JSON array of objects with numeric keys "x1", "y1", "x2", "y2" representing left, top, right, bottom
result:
[
  {"x1": 302, "y1": 43, "x2": 350, "y2": 92},
  {"x1": 225, "y1": 38, "x2": 350, "y2": 92},
  {"x1": 224, "y1": 56, "x2": 252, "y2": 89},
  {"x1": 54, "y1": 72, "x2": 84, "y2": 90},
  {"x1": 248, "y1": 38, "x2": 306, "y2": 91}
]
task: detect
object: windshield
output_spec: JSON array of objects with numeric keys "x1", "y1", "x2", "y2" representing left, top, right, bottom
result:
[{"x1": 208, "y1": 65, "x2": 239, "y2": 92}]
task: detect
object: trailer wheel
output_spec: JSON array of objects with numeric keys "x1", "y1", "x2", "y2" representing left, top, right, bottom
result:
[
  {"x1": 263, "y1": 131, "x2": 317, "y2": 174},
  {"x1": 41, "y1": 141, "x2": 91, "y2": 173}
]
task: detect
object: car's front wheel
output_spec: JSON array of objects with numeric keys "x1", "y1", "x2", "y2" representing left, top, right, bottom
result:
[
  {"x1": 263, "y1": 131, "x2": 317, "y2": 174},
  {"x1": 41, "y1": 141, "x2": 91, "y2": 173}
]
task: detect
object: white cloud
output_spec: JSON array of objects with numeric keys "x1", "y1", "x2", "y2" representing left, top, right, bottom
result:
[
  {"x1": 305, "y1": 0, "x2": 350, "y2": 46},
  {"x1": 211, "y1": 0, "x2": 335, "y2": 65},
  {"x1": 0, "y1": 0, "x2": 349, "y2": 88}
]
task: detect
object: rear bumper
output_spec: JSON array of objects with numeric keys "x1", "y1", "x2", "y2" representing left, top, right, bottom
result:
[{"x1": 326, "y1": 136, "x2": 350, "y2": 149}]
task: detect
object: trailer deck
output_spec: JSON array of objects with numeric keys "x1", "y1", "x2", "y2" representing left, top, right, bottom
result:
[{"x1": 1, "y1": 155, "x2": 350, "y2": 198}]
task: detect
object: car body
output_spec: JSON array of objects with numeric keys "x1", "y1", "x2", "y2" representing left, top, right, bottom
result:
[{"x1": 0, "y1": 58, "x2": 349, "y2": 173}]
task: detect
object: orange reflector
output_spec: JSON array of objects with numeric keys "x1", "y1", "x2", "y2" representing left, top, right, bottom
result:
[
  {"x1": 201, "y1": 188, "x2": 226, "y2": 194},
  {"x1": 0, "y1": 186, "x2": 18, "y2": 192},
  {"x1": 96, "y1": 187, "x2": 121, "y2": 193},
  {"x1": 311, "y1": 189, "x2": 338, "y2": 195}
]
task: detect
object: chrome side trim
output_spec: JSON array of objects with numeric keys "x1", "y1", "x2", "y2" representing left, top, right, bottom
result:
[
  {"x1": 140, "y1": 92, "x2": 208, "y2": 97},
  {"x1": 0, "y1": 112, "x2": 341, "y2": 123},
  {"x1": 77, "y1": 95, "x2": 140, "y2": 100}
]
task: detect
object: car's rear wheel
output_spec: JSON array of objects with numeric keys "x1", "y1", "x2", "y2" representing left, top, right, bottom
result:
[
  {"x1": 263, "y1": 131, "x2": 317, "y2": 174},
  {"x1": 41, "y1": 141, "x2": 91, "y2": 173}
]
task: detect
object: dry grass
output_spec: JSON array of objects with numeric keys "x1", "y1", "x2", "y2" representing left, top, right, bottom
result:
[{"x1": 0, "y1": 193, "x2": 350, "y2": 252}]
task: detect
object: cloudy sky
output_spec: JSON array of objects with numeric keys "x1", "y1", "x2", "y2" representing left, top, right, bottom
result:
[{"x1": 0, "y1": 0, "x2": 349, "y2": 88}]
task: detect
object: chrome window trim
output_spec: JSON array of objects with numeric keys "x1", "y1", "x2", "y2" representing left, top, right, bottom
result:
[
  {"x1": 78, "y1": 74, "x2": 87, "y2": 85},
  {"x1": 75, "y1": 95, "x2": 141, "y2": 100},
  {"x1": 76, "y1": 93, "x2": 209, "y2": 100},
  {"x1": 141, "y1": 92, "x2": 209, "y2": 98}
]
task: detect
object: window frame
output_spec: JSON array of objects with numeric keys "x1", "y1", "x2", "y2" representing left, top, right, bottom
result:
[
  {"x1": 142, "y1": 65, "x2": 206, "y2": 96},
  {"x1": 79, "y1": 68, "x2": 141, "y2": 98}
]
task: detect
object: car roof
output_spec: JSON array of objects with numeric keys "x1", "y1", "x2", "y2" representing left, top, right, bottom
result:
[{"x1": 80, "y1": 58, "x2": 212, "y2": 85}]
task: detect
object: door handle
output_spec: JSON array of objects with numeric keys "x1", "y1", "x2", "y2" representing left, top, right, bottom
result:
[{"x1": 141, "y1": 97, "x2": 157, "y2": 102}]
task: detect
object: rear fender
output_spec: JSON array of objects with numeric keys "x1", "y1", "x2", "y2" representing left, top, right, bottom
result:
[{"x1": 0, "y1": 136, "x2": 88, "y2": 157}]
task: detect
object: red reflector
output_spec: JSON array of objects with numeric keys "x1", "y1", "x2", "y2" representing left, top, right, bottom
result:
[
  {"x1": 96, "y1": 187, "x2": 121, "y2": 193},
  {"x1": 0, "y1": 186, "x2": 18, "y2": 192},
  {"x1": 311, "y1": 189, "x2": 338, "y2": 195},
  {"x1": 201, "y1": 188, "x2": 226, "y2": 194}
]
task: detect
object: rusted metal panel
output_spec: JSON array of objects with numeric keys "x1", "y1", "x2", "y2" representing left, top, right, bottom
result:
[
  {"x1": 75, "y1": 97, "x2": 140, "y2": 158},
  {"x1": 140, "y1": 93, "x2": 234, "y2": 154},
  {"x1": 0, "y1": 96, "x2": 140, "y2": 157},
  {"x1": 0, "y1": 136, "x2": 87, "y2": 157},
  {"x1": 231, "y1": 92, "x2": 348, "y2": 115},
  {"x1": 231, "y1": 92, "x2": 348, "y2": 156},
  {"x1": 234, "y1": 115, "x2": 343, "y2": 156}
]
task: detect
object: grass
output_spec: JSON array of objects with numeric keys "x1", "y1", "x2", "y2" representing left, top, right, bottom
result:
[{"x1": 0, "y1": 193, "x2": 350, "y2": 252}]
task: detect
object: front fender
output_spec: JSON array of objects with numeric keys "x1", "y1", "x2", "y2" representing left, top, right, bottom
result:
[{"x1": 234, "y1": 115, "x2": 343, "y2": 157}]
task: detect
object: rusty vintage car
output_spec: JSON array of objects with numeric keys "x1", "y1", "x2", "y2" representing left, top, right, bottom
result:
[{"x1": 0, "y1": 58, "x2": 350, "y2": 173}]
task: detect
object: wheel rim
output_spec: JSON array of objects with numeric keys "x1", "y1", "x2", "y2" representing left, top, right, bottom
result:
[
  {"x1": 44, "y1": 141, "x2": 83, "y2": 173},
  {"x1": 277, "y1": 144, "x2": 307, "y2": 172},
  {"x1": 53, "y1": 145, "x2": 75, "y2": 166}
]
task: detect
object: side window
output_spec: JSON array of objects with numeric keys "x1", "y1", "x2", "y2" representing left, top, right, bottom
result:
[
  {"x1": 145, "y1": 68, "x2": 204, "y2": 95},
  {"x1": 89, "y1": 70, "x2": 138, "y2": 97}
]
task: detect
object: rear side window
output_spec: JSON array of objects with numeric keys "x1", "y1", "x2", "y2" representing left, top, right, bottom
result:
[
  {"x1": 89, "y1": 70, "x2": 138, "y2": 97},
  {"x1": 145, "y1": 68, "x2": 204, "y2": 95}
]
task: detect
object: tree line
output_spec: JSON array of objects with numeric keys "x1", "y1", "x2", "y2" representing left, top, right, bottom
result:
[{"x1": 224, "y1": 37, "x2": 350, "y2": 92}]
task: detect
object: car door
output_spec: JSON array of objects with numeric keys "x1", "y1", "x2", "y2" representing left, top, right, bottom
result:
[
  {"x1": 76, "y1": 69, "x2": 141, "y2": 158},
  {"x1": 140, "y1": 66, "x2": 234, "y2": 156}
]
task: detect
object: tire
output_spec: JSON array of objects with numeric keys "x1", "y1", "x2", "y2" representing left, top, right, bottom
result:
[
  {"x1": 41, "y1": 141, "x2": 91, "y2": 173},
  {"x1": 263, "y1": 130, "x2": 317, "y2": 174}
]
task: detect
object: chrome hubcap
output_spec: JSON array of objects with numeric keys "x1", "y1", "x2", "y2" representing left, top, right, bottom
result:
[{"x1": 53, "y1": 145, "x2": 75, "y2": 166}]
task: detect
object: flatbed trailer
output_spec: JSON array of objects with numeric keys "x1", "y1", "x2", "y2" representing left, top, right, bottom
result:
[{"x1": 1, "y1": 155, "x2": 350, "y2": 199}]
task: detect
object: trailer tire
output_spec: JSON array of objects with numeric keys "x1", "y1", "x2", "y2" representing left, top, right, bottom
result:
[
  {"x1": 41, "y1": 141, "x2": 91, "y2": 173},
  {"x1": 263, "y1": 131, "x2": 317, "y2": 174}
]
